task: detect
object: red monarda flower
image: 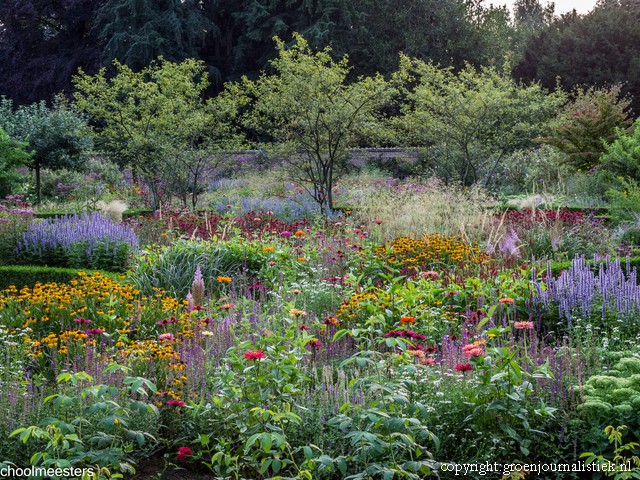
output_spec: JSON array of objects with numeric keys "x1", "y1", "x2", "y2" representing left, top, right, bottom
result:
[
  {"x1": 455, "y1": 363, "x2": 473, "y2": 372},
  {"x1": 244, "y1": 350, "x2": 266, "y2": 361},
  {"x1": 176, "y1": 446, "x2": 192, "y2": 462}
]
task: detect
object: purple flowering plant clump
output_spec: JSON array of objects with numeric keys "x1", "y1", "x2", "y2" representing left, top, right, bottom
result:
[
  {"x1": 17, "y1": 211, "x2": 139, "y2": 271},
  {"x1": 533, "y1": 255, "x2": 640, "y2": 336},
  {"x1": 0, "y1": 194, "x2": 35, "y2": 265}
]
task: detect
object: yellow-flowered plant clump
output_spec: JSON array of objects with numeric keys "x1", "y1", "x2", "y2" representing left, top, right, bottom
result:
[
  {"x1": 374, "y1": 234, "x2": 489, "y2": 272},
  {"x1": 0, "y1": 272, "x2": 180, "y2": 336},
  {"x1": 0, "y1": 272, "x2": 214, "y2": 397}
]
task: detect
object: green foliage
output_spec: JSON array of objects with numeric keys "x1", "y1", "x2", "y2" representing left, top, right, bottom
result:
[
  {"x1": 325, "y1": 365, "x2": 437, "y2": 479},
  {"x1": 190, "y1": 326, "x2": 317, "y2": 479},
  {"x1": 499, "y1": 145, "x2": 569, "y2": 194},
  {"x1": 0, "y1": 127, "x2": 32, "y2": 197},
  {"x1": 468, "y1": 338, "x2": 556, "y2": 459},
  {"x1": 607, "y1": 177, "x2": 640, "y2": 225},
  {"x1": 0, "y1": 97, "x2": 92, "y2": 204},
  {"x1": 579, "y1": 358, "x2": 640, "y2": 465},
  {"x1": 581, "y1": 426, "x2": 640, "y2": 480},
  {"x1": 601, "y1": 118, "x2": 640, "y2": 180},
  {"x1": 128, "y1": 238, "x2": 264, "y2": 299},
  {"x1": 0, "y1": 266, "x2": 121, "y2": 290},
  {"x1": 394, "y1": 57, "x2": 564, "y2": 188},
  {"x1": 10, "y1": 366, "x2": 159, "y2": 479},
  {"x1": 621, "y1": 228, "x2": 640, "y2": 248},
  {"x1": 538, "y1": 86, "x2": 633, "y2": 172},
  {"x1": 223, "y1": 33, "x2": 390, "y2": 211},
  {"x1": 74, "y1": 58, "x2": 242, "y2": 210},
  {"x1": 93, "y1": 0, "x2": 213, "y2": 71},
  {"x1": 515, "y1": 2, "x2": 640, "y2": 115}
]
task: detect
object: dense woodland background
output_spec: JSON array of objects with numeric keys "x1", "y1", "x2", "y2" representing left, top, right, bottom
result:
[{"x1": 1, "y1": 0, "x2": 639, "y2": 112}]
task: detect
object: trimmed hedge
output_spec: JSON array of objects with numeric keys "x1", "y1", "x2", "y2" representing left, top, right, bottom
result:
[{"x1": 0, "y1": 265, "x2": 122, "y2": 290}]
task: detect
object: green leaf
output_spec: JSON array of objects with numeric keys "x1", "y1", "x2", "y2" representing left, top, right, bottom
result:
[
  {"x1": 261, "y1": 433, "x2": 273, "y2": 453},
  {"x1": 303, "y1": 446, "x2": 313, "y2": 460}
]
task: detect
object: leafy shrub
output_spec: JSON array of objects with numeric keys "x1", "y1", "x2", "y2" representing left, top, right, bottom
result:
[
  {"x1": 607, "y1": 177, "x2": 640, "y2": 225},
  {"x1": 620, "y1": 227, "x2": 640, "y2": 247},
  {"x1": 16, "y1": 212, "x2": 138, "y2": 271},
  {"x1": 578, "y1": 357, "x2": 640, "y2": 459},
  {"x1": 600, "y1": 116, "x2": 640, "y2": 179},
  {"x1": 128, "y1": 239, "x2": 264, "y2": 299},
  {"x1": 9, "y1": 367, "x2": 159, "y2": 478}
]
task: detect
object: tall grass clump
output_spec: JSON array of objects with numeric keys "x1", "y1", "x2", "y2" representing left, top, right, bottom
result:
[
  {"x1": 129, "y1": 239, "x2": 264, "y2": 299},
  {"x1": 16, "y1": 212, "x2": 138, "y2": 271},
  {"x1": 347, "y1": 178, "x2": 493, "y2": 243}
]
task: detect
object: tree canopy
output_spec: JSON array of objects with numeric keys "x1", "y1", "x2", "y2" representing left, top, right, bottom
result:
[
  {"x1": 0, "y1": 97, "x2": 91, "y2": 204},
  {"x1": 73, "y1": 58, "x2": 242, "y2": 209},
  {"x1": 223, "y1": 34, "x2": 390, "y2": 211},
  {"x1": 515, "y1": 1, "x2": 640, "y2": 114},
  {"x1": 394, "y1": 57, "x2": 564, "y2": 187}
]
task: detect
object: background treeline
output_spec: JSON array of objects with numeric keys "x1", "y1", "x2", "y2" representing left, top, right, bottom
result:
[{"x1": 1, "y1": 0, "x2": 639, "y2": 113}]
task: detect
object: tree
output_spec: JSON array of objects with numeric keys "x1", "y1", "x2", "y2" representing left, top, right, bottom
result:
[
  {"x1": 74, "y1": 58, "x2": 242, "y2": 210},
  {"x1": 515, "y1": 1, "x2": 640, "y2": 113},
  {"x1": 600, "y1": 117, "x2": 640, "y2": 180},
  {"x1": 394, "y1": 57, "x2": 564, "y2": 187},
  {"x1": 92, "y1": 0, "x2": 214, "y2": 71},
  {"x1": 0, "y1": 0, "x2": 104, "y2": 105},
  {"x1": 511, "y1": 0, "x2": 556, "y2": 61},
  {"x1": 0, "y1": 127, "x2": 32, "y2": 197},
  {"x1": 537, "y1": 85, "x2": 633, "y2": 171},
  {"x1": 0, "y1": 97, "x2": 91, "y2": 204},
  {"x1": 223, "y1": 34, "x2": 389, "y2": 212}
]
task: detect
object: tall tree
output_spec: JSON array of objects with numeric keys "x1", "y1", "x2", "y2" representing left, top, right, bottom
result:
[
  {"x1": 328, "y1": 0, "x2": 514, "y2": 77},
  {"x1": 92, "y1": 0, "x2": 215, "y2": 71},
  {"x1": 223, "y1": 34, "x2": 390, "y2": 212},
  {"x1": 395, "y1": 57, "x2": 564, "y2": 187},
  {"x1": 515, "y1": 0, "x2": 640, "y2": 114},
  {"x1": 74, "y1": 58, "x2": 241, "y2": 210},
  {"x1": 0, "y1": 97, "x2": 92, "y2": 204},
  {"x1": 0, "y1": 0, "x2": 104, "y2": 105},
  {"x1": 511, "y1": 0, "x2": 556, "y2": 61},
  {"x1": 229, "y1": 0, "x2": 360, "y2": 78}
]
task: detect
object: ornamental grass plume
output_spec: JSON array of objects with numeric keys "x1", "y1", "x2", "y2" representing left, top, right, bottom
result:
[{"x1": 191, "y1": 265, "x2": 205, "y2": 307}]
